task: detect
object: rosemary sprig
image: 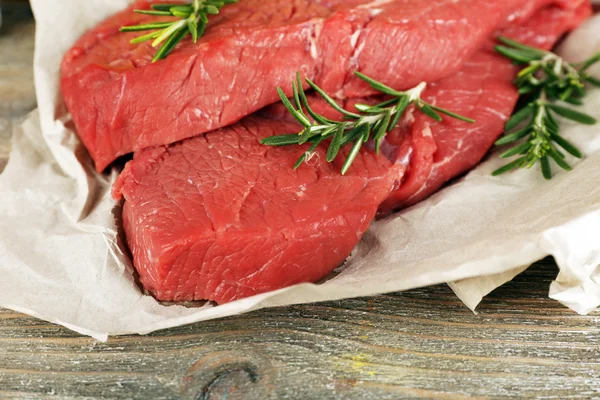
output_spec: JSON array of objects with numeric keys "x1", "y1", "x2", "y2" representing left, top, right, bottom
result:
[
  {"x1": 493, "y1": 36, "x2": 600, "y2": 179},
  {"x1": 120, "y1": 0, "x2": 238, "y2": 62},
  {"x1": 262, "y1": 72, "x2": 474, "y2": 175}
]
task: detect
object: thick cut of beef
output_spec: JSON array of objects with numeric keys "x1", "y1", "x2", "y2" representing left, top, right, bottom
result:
[
  {"x1": 113, "y1": 117, "x2": 401, "y2": 303},
  {"x1": 62, "y1": 0, "x2": 581, "y2": 171},
  {"x1": 114, "y1": 2, "x2": 589, "y2": 304},
  {"x1": 379, "y1": 2, "x2": 592, "y2": 213},
  {"x1": 263, "y1": 3, "x2": 592, "y2": 214}
]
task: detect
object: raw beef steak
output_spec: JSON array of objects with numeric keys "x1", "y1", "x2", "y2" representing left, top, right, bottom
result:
[
  {"x1": 113, "y1": 116, "x2": 402, "y2": 303},
  {"x1": 62, "y1": 0, "x2": 582, "y2": 171},
  {"x1": 114, "y1": 2, "x2": 590, "y2": 304},
  {"x1": 380, "y1": 2, "x2": 592, "y2": 213}
]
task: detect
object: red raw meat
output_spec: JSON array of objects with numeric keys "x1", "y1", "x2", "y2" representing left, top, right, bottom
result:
[
  {"x1": 114, "y1": 3, "x2": 589, "y2": 304},
  {"x1": 114, "y1": 117, "x2": 401, "y2": 303},
  {"x1": 379, "y1": 2, "x2": 592, "y2": 213},
  {"x1": 62, "y1": 0, "x2": 580, "y2": 171}
]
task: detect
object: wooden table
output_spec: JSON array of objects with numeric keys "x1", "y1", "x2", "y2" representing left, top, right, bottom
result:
[{"x1": 1, "y1": 4, "x2": 599, "y2": 399}]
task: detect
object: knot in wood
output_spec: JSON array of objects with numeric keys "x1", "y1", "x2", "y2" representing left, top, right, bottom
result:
[{"x1": 181, "y1": 350, "x2": 275, "y2": 400}]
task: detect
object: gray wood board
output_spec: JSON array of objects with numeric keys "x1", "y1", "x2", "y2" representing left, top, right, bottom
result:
[{"x1": 0, "y1": 262, "x2": 599, "y2": 400}]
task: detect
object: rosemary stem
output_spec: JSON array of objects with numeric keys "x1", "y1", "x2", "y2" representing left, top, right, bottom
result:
[
  {"x1": 492, "y1": 37, "x2": 600, "y2": 179},
  {"x1": 262, "y1": 73, "x2": 472, "y2": 173},
  {"x1": 534, "y1": 93, "x2": 547, "y2": 128},
  {"x1": 407, "y1": 82, "x2": 428, "y2": 101},
  {"x1": 193, "y1": 0, "x2": 202, "y2": 13},
  {"x1": 122, "y1": 0, "x2": 238, "y2": 62},
  {"x1": 362, "y1": 113, "x2": 386, "y2": 125}
]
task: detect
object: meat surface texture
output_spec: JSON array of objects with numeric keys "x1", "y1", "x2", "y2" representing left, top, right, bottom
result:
[
  {"x1": 115, "y1": 2, "x2": 590, "y2": 304},
  {"x1": 380, "y1": 1, "x2": 592, "y2": 213},
  {"x1": 62, "y1": 0, "x2": 579, "y2": 171},
  {"x1": 114, "y1": 117, "x2": 401, "y2": 303}
]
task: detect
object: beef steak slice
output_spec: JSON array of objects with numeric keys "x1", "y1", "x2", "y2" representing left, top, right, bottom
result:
[
  {"x1": 380, "y1": 2, "x2": 592, "y2": 212},
  {"x1": 62, "y1": 0, "x2": 579, "y2": 171},
  {"x1": 113, "y1": 2, "x2": 590, "y2": 304},
  {"x1": 113, "y1": 116, "x2": 400, "y2": 303}
]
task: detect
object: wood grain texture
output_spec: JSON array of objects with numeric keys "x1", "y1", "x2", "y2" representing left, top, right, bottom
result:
[
  {"x1": 0, "y1": 2, "x2": 35, "y2": 171},
  {"x1": 0, "y1": 262, "x2": 599, "y2": 400},
  {"x1": 0, "y1": 4, "x2": 35, "y2": 118},
  {"x1": 1, "y1": 4, "x2": 599, "y2": 400},
  {"x1": 0, "y1": 118, "x2": 11, "y2": 171}
]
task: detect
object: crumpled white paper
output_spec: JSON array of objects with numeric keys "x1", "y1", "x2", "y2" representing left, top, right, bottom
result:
[{"x1": 0, "y1": 1, "x2": 598, "y2": 341}]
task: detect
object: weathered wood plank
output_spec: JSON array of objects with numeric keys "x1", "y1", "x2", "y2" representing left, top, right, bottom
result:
[
  {"x1": 0, "y1": 118, "x2": 11, "y2": 171},
  {"x1": 0, "y1": 13, "x2": 35, "y2": 118},
  {"x1": 0, "y1": 2, "x2": 36, "y2": 171},
  {"x1": 0, "y1": 199, "x2": 594, "y2": 388},
  {"x1": 0, "y1": 263, "x2": 599, "y2": 399}
]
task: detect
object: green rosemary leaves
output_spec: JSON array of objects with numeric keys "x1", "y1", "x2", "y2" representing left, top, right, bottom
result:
[
  {"x1": 261, "y1": 72, "x2": 474, "y2": 175},
  {"x1": 493, "y1": 37, "x2": 600, "y2": 179},
  {"x1": 120, "y1": 0, "x2": 238, "y2": 62}
]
